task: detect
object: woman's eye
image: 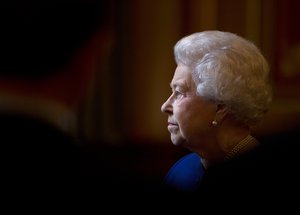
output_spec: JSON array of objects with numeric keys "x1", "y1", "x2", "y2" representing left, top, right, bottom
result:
[{"x1": 174, "y1": 90, "x2": 183, "y2": 99}]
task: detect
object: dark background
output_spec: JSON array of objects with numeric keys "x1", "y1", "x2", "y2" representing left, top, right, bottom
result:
[{"x1": 2, "y1": 0, "x2": 299, "y2": 183}]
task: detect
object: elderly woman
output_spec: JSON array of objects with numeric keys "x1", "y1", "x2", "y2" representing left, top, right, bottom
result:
[{"x1": 161, "y1": 31, "x2": 297, "y2": 196}]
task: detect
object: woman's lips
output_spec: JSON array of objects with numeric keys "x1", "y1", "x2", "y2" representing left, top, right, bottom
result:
[
  {"x1": 168, "y1": 123, "x2": 178, "y2": 132},
  {"x1": 168, "y1": 121, "x2": 177, "y2": 125}
]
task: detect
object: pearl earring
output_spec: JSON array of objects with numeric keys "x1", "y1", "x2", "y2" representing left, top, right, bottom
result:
[{"x1": 212, "y1": 120, "x2": 218, "y2": 126}]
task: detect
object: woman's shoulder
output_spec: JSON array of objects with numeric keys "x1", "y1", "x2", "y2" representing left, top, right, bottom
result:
[{"x1": 164, "y1": 152, "x2": 204, "y2": 192}]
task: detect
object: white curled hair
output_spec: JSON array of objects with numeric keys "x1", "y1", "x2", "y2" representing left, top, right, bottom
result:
[{"x1": 174, "y1": 31, "x2": 272, "y2": 125}]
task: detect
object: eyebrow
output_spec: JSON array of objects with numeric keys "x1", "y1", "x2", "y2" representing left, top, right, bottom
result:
[
  {"x1": 170, "y1": 83, "x2": 179, "y2": 89},
  {"x1": 170, "y1": 82, "x2": 187, "y2": 90},
  {"x1": 170, "y1": 83, "x2": 176, "y2": 88}
]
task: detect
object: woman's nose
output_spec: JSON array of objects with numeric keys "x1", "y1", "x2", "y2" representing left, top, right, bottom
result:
[{"x1": 161, "y1": 97, "x2": 172, "y2": 113}]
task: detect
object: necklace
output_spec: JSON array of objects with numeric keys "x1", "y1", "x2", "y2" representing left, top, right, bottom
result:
[{"x1": 225, "y1": 135, "x2": 259, "y2": 160}]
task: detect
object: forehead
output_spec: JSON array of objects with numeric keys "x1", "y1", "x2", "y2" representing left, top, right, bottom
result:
[{"x1": 170, "y1": 65, "x2": 194, "y2": 89}]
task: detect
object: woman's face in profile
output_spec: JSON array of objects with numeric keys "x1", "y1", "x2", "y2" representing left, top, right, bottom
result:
[{"x1": 161, "y1": 65, "x2": 216, "y2": 149}]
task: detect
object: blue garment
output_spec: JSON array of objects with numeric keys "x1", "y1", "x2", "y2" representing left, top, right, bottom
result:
[{"x1": 164, "y1": 152, "x2": 205, "y2": 192}]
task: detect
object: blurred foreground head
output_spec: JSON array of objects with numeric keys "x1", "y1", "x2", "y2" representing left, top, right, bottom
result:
[
  {"x1": 0, "y1": 0, "x2": 115, "y2": 140},
  {"x1": 1, "y1": 0, "x2": 113, "y2": 77},
  {"x1": 0, "y1": 0, "x2": 114, "y2": 106}
]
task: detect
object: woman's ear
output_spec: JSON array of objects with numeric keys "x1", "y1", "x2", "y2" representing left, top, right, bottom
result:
[{"x1": 215, "y1": 103, "x2": 229, "y2": 123}]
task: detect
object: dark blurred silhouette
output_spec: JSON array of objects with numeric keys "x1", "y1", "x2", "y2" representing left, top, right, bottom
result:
[{"x1": 0, "y1": 0, "x2": 163, "y2": 200}]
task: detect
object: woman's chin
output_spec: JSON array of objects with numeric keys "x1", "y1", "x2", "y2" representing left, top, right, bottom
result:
[{"x1": 171, "y1": 135, "x2": 186, "y2": 147}]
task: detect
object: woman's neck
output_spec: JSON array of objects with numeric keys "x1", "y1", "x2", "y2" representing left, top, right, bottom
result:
[{"x1": 201, "y1": 117, "x2": 255, "y2": 169}]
